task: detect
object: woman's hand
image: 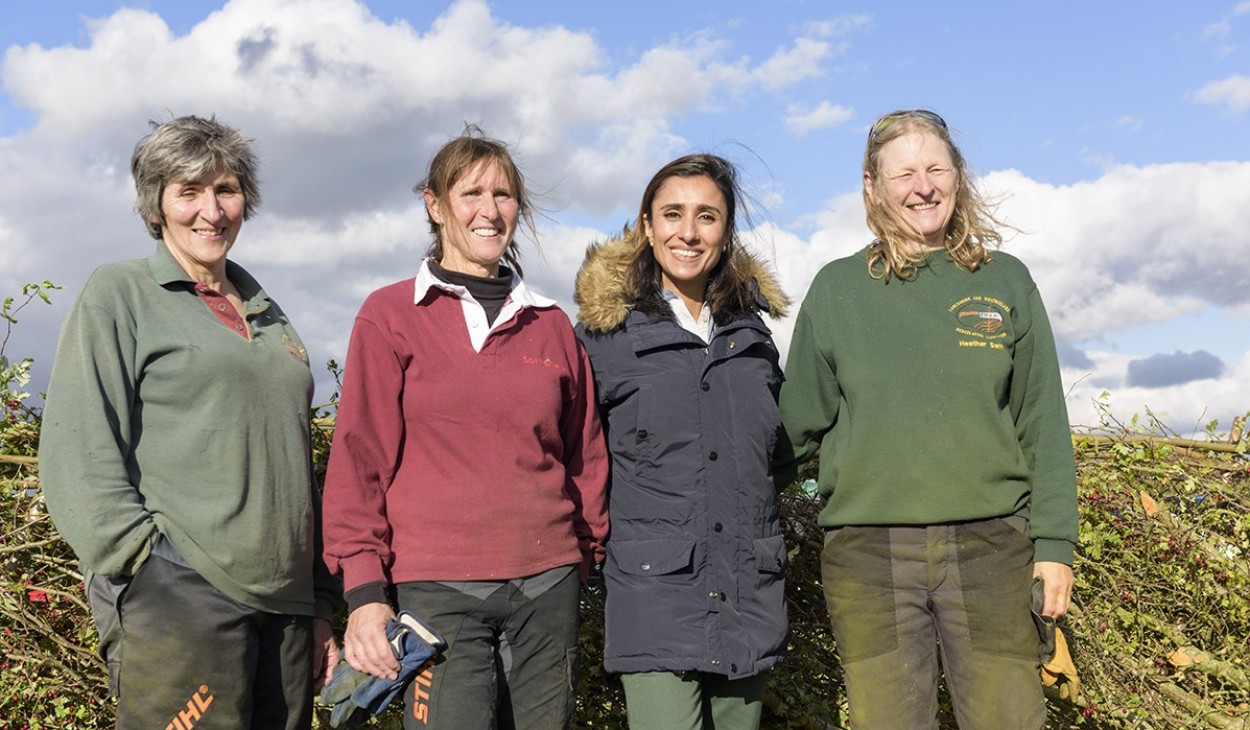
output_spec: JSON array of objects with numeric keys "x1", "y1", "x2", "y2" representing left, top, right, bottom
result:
[
  {"x1": 1032, "y1": 561, "x2": 1074, "y2": 618},
  {"x1": 311, "y1": 618, "x2": 339, "y2": 690},
  {"x1": 344, "y1": 602, "x2": 400, "y2": 680}
]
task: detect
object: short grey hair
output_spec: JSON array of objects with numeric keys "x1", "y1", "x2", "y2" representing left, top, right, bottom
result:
[{"x1": 130, "y1": 115, "x2": 261, "y2": 240}]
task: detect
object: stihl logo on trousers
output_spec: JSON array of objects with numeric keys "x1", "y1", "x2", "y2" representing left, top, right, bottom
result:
[
  {"x1": 165, "y1": 685, "x2": 214, "y2": 730},
  {"x1": 411, "y1": 661, "x2": 436, "y2": 724}
]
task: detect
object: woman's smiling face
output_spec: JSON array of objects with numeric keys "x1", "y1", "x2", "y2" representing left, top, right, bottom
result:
[
  {"x1": 865, "y1": 130, "x2": 958, "y2": 249},
  {"x1": 644, "y1": 174, "x2": 729, "y2": 304},
  {"x1": 159, "y1": 165, "x2": 245, "y2": 279},
  {"x1": 424, "y1": 158, "x2": 519, "y2": 277}
]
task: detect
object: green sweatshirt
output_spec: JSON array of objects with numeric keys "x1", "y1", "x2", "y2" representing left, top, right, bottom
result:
[
  {"x1": 39, "y1": 243, "x2": 340, "y2": 618},
  {"x1": 776, "y1": 248, "x2": 1078, "y2": 565}
]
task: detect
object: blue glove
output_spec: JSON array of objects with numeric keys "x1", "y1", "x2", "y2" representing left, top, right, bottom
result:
[{"x1": 320, "y1": 611, "x2": 446, "y2": 729}]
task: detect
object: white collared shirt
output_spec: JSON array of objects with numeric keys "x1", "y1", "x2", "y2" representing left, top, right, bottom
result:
[
  {"x1": 662, "y1": 289, "x2": 712, "y2": 343},
  {"x1": 413, "y1": 259, "x2": 557, "y2": 352}
]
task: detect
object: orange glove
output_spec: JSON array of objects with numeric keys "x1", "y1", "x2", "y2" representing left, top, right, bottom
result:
[{"x1": 1041, "y1": 626, "x2": 1080, "y2": 703}]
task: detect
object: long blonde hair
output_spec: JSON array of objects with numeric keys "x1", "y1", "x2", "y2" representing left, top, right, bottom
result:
[{"x1": 862, "y1": 110, "x2": 1006, "y2": 282}]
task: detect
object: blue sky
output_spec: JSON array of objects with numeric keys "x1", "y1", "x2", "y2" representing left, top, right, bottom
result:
[{"x1": 2, "y1": 0, "x2": 1248, "y2": 433}]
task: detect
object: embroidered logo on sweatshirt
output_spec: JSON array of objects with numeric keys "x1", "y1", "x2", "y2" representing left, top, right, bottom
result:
[
  {"x1": 283, "y1": 333, "x2": 310, "y2": 364},
  {"x1": 948, "y1": 296, "x2": 1010, "y2": 351},
  {"x1": 521, "y1": 355, "x2": 567, "y2": 373}
]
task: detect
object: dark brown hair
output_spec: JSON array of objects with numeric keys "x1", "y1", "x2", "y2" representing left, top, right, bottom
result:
[{"x1": 624, "y1": 153, "x2": 758, "y2": 317}]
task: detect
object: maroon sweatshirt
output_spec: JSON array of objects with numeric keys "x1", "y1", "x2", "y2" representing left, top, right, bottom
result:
[{"x1": 322, "y1": 275, "x2": 609, "y2": 593}]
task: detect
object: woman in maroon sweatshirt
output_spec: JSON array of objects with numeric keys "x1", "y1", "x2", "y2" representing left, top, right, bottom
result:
[{"x1": 322, "y1": 126, "x2": 609, "y2": 730}]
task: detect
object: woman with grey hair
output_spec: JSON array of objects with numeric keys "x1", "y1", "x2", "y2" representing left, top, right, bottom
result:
[{"x1": 40, "y1": 114, "x2": 341, "y2": 728}]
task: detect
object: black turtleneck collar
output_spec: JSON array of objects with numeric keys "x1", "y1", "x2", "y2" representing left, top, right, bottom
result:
[{"x1": 429, "y1": 259, "x2": 513, "y2": 326}]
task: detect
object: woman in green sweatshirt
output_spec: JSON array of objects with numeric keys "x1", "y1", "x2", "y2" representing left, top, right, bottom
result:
[
  {"x1": 776, "y1": 109, "x2": 1078, "y2": 730},
  {"x1": 39, "y1": 115, "x2": 341, "y2": 729}
]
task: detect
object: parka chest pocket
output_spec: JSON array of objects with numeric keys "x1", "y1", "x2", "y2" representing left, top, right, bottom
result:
[
  {"x1": 610, "y1": 538, "x2": 696, "y2": 577},
  {"x1": 619, "y1": 383, "x2": 660, "y2": 478}
]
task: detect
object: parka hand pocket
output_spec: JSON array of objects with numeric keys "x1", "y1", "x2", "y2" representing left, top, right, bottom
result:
[
  {"x1": 610, "y1": 539, "x2": 696, "y2": 577},
  {"x1": 753, "y1": 534, "x2": 786, "y2": 573}
]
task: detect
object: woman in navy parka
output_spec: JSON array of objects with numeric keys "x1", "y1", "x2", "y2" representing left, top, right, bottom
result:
[{"x1": 574, "y1": 154, "x2": 790, "y2": 730}]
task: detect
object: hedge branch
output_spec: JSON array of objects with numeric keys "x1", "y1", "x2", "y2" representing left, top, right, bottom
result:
[
  {"x1": 1155, "y1": 682, "x2": 1250, "y2": 730},
  {"x1": 0, "y1": 453, "x2": 38, "y2": 466}
]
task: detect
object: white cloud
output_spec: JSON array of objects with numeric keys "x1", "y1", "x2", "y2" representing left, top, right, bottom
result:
[
  {"x1": 606, "y1": 39, "x2": 737, "y2": 117},
  {"x1": 560, "y1": 121, "x2": 688, "y2": 217},
  {"x1": 1193, "y1": 74, "x2": 1250, "y2": 114},
  {"x1": 981, "y1": 162, "x2": 1250, "y2": 342},
  {"x1": 785, "y1": 101, "x2": 855, "y2": 135},
  {"x1": 805, "y1": 15, "x2": 873, "y2": 38},
  {"x1": 3, "y1": 0, "x2": 822, "y2": 398},
  {"x1": 747, "y1": 14, "x2": 873, "y2": 93},
  {"x1": 1204, "y1": 20, "x2": 1233, "y2": 40},
  {"x1": 1201, "y1": 4, "x2": 1244, "y2": 56},
  {"x1": 751, "y1": 37, "x2": 831, "y2": 91},
  {"x1": 1, "y1": 0, "x2": 1247, "y2": 435},
  {"x1": 1202, "y1": 2, "x2": 1250, "y2": 40},
  {"x1": 1112, "y1": 115, "x2": 1144, "y2": 133},
  {"x1": 0, "y1": 0, "x2": 853, "y2": 265}
]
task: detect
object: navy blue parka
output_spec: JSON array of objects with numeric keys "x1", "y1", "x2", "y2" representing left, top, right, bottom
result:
[{"x1": 574, "y1": 238, "x2": 790, "y2": 680}]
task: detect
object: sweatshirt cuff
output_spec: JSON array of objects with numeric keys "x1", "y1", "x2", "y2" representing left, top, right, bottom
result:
[
  {"x1": 1032, "y1": 537, "x2": 1075, "y2": 566},
  {"x1": 118, "y1": 533, "x2": 157, "y2": 577},
  {"x1": 345, "y1": 582, "x2": 390, "y2": 613}
]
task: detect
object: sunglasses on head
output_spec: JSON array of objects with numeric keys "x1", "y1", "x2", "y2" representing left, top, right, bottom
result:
[{"x1": 869, "y1": 109, "x2": 947, "y2": 142}]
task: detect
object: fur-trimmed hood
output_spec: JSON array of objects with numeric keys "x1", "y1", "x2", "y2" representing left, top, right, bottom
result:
[{"x1": 573, "y1": 235, "x2": 790, "y2": 334}]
